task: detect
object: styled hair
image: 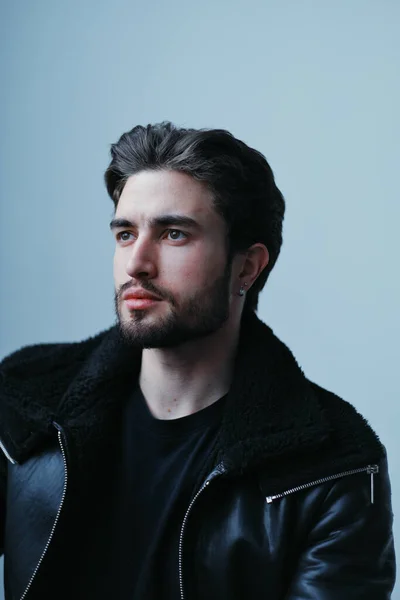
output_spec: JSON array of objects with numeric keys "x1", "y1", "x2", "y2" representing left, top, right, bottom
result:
[{"x1": 104, "y1": 121, "x2": 285, "y2": 312}]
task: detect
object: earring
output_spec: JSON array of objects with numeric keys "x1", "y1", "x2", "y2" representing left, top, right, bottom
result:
[{"x1": 238, "y1": 282, "x2": 248, "y2": 297}]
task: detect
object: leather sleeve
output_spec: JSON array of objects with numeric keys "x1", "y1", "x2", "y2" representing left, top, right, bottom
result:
[{"x1": 285, "y1": 457, "x2": 396, "y2": 599}]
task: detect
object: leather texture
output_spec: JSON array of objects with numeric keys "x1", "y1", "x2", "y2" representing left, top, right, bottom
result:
[
  {"x1": 0, "y1": 449, "x2": 394, "y2": 599},
  {"x1": 4, "y1": 443, "x2": 66, "y2": 600},
  {"x1": 186, "y1": 458, "x2": 395, "y2": 599}
]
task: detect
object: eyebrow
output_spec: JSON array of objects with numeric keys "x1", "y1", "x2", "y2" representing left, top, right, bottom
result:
[{"x1": 109, "y1": 214, "x2": 201, "y2": 231}]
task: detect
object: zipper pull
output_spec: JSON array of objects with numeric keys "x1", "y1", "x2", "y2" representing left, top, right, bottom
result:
[{"x1": 367, "y1": 465, "x2": 379, "y2": 504}]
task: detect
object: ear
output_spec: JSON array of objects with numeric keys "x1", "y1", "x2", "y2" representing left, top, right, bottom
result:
[{"x1": 236, "y1": 243, "x2": 270, "y2": 291}]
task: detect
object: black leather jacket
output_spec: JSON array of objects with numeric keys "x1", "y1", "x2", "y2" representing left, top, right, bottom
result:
[{"x1": 0, "y1": 313, "x2": 396, "y2": 599}]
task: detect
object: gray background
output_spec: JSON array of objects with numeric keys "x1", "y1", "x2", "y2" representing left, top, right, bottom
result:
[{"x1": 0, "y1": 0, "x2": 398, "y2": 596}]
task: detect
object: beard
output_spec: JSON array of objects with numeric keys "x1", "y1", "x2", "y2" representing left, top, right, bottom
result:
[{"x1": 114, "y1": 262, "x2": 232, "y2": 349}]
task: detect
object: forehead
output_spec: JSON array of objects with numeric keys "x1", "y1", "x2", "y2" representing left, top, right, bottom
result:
[{"x1": 116, "y1": 170, "x2": 217, "y2": 222}]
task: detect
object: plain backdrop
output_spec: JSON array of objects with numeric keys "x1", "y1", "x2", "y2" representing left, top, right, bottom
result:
[{"x1": 0, "y1": 0, "x2": 398, "y2": 597}]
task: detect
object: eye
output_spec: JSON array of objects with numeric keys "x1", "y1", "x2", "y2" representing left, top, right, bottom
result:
[
  {"x1": 167, "y1": 229, "x2": 187, "y2": 241},
  {"x1": 116, "y1": 231, "x2": 134, "y2": 243}
]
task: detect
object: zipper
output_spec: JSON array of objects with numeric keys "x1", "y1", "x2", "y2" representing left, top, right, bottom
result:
[
  {"x1": 178, "y1": 467, "x2": 224, "y2": 600},
  {"x1": 266, "y1": 464, "x2": 379, "y2": 504},
  {"x1": 0, "y1": 436, "x2": 18, "y2": 465},
  {"x1": 178, "y1": 463, "x2": 379, "y2": 598},
  {"x1": 20, "y1": 424, "x2": 69, "y2": 600}
]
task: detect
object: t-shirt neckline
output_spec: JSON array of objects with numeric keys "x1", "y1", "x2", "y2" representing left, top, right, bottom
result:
[{"x1": 130, "y1": 384, "x2": 227, "y2": 438}]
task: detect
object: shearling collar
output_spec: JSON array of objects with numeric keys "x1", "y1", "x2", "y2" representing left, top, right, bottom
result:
[{"x1": 0, "y1": 313, "x2": 383, "y2": 481}]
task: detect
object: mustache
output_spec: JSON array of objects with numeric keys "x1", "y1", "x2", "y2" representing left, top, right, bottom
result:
[{"x1": 116, "y1": 280, "x2": 176, "y2": 306}]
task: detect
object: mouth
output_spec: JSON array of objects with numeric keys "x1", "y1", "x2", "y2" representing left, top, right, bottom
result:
[{"x1": 122, "y1": 290, "x2": 162, "y2": 311}]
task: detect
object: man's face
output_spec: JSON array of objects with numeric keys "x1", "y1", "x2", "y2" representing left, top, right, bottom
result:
[{"x1": 112, "y1": 170, "x2": 236, "y2": 348}]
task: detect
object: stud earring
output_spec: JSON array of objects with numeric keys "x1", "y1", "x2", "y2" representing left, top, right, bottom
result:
[{"x1": 238, "y1": 282, "x2": 248, "y2": 297}]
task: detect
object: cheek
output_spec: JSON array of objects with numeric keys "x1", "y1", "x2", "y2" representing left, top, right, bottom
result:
[
  {"x1": 113, "y1": 251, "x2": 119, "y2": 277},
  {"x1": 162, "y1": 247, "x2": 224, "y2": 286},
  {"x1": 113, "y1": 250, "x2": 127, "y2": 284}
]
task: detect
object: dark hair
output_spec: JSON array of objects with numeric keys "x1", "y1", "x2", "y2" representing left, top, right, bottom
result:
[{"x1": 104, "y1": 121, "x2": 285, "y2": 312}]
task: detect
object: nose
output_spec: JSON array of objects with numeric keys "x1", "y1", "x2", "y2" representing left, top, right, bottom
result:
[{"x1": 125, "y1": 237, "x2": 158, "y2": 280}]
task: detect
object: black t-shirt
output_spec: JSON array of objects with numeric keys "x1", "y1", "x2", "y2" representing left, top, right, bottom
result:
[{"x1": 82, "y1": 385, "x2": 225, "y2": 599}]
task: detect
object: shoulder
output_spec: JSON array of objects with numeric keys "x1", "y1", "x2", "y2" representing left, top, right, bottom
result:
[
  {"x1": 307, "y1": 380, "x2": 385, "y2": 472},
  {"x1": 1, "y1": 341, "x2": 76, "y2": 370},
  {"x1": 0, "y1": 329, "x2": 111, "y2": 376},
  {"x1": 310, "y1": 380, "x2": 380, "y2": 443},
  {"x1": 0, "y1": 328, "x2": 115, "y2": 420}
]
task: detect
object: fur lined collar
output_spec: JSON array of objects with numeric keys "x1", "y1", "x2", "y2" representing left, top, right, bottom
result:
[{"x1": 0, "y1": 313, "x2": 383, "y2": 482}]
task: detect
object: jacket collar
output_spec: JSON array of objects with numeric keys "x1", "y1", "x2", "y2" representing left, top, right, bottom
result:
[{"x1": 0, "y1": 313, "x2": 381, "y2": 476}]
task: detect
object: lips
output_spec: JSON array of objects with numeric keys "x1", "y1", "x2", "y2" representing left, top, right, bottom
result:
[
  {"x1": 122, "y1": 289, "x2": 162, "y2": 310},
  {"x1": 122, "y1": 289, "x2": 162, "y2": 302}
]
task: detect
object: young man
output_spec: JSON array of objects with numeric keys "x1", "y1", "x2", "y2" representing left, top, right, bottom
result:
[{"x1": 0, "y1": 123, "x2": 395, "y2": 599}]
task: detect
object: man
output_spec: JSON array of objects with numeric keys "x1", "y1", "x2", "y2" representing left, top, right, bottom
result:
[{"x1": 0, "y1": 122, "x2": 395, "y2": 599}]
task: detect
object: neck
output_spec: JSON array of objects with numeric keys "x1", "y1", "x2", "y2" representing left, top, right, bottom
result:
[{"x1": 139, "y1": 317, "x2": 240, "y2": 420}]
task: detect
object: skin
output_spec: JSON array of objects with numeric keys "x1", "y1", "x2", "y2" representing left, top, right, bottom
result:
[{"x1": 112, "y1": 170, "x2": 269, "y2": 419}]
